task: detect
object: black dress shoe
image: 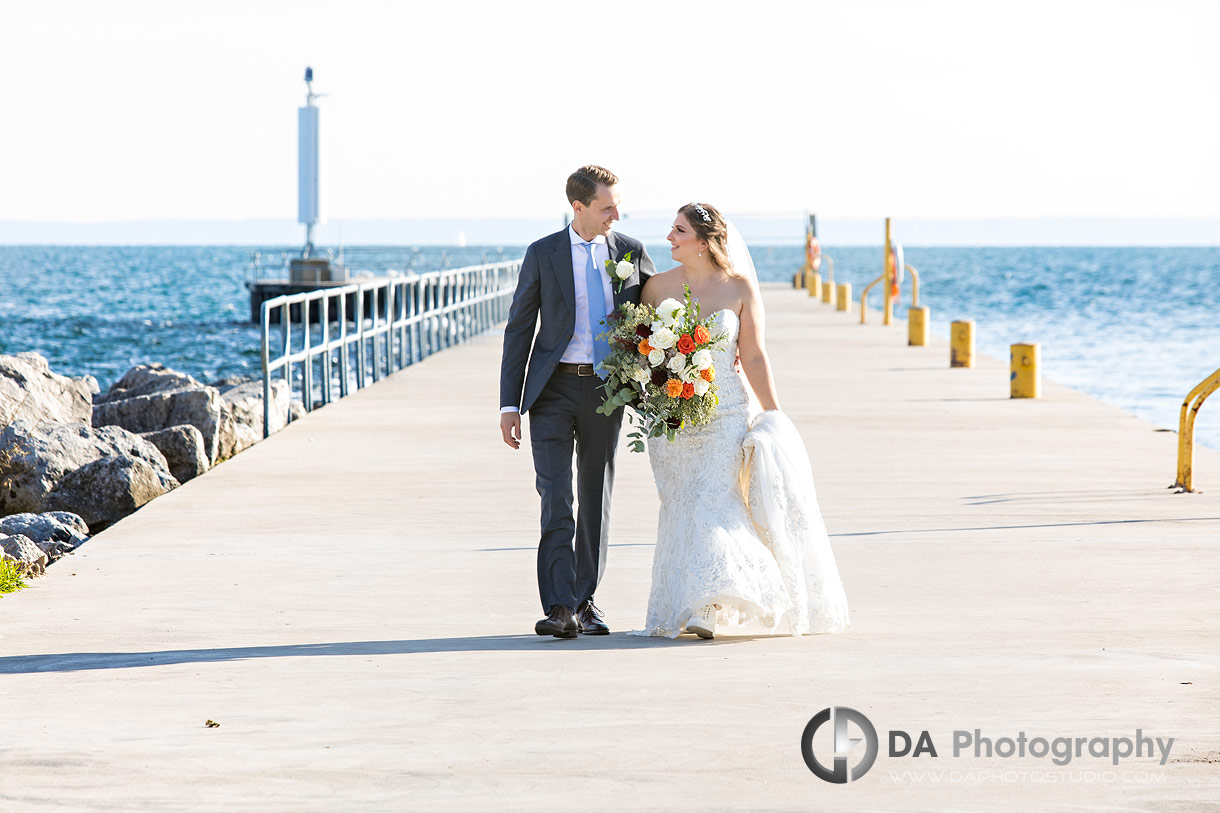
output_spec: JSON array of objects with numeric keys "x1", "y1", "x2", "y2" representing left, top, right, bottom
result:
[
  {"x1": 577, "y1": 600, "x2": 609, "y2": 635},
  {"x1": 535, "y1": 605, "x2": 578, "y2": 638}
]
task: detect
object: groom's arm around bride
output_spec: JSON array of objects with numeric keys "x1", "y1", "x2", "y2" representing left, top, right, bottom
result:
[{"x1": 498, "y1": 165, "x2": 654, "y2": 637}]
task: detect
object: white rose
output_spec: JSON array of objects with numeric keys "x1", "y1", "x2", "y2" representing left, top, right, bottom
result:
[
  {"x1": 650, "y1": 327, "x2": 677, "y2": 350},
  {"x1": 647, "y1": 348, "x2": 666, "y2": 367},
  {"x1": 691, "y1": 349, "x2": 713, "y2": 370},
  {"x1": 693, "y1": 379, "x2": 711, "y2": 396},
  {"x1": 613, "y1": 260, "x2": 634, "y2": 281},
  {"x1": 650, "y1": 320, "x2": 666, "y2": 334},
  {"x1": 679, "y1": 366, "x2": 700, "y2": 383},
  {"x1": 667, "y1": 353, "x2": 687, "y2": 373},
  {"x1": 631, "y1": 366, "x2": 651, "y2": 384},
  {"x1": 656, "y1": 298, "x2": 685, "y2": 326}
]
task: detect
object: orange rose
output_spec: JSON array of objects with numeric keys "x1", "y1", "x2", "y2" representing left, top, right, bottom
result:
[
  {"x1": 666, "y1": 379, "x2": 683, "y2": 398},
  {"x1": 638, "y1": 339, "x2": 652, "y2": 355},
  {"x1": 681, "y1": 382, "x2": 695, "y2": 400},
  {"x1": 700, "y1": 367, "x2": 715, "y2": 382},
  {"x1": 677, "y1": 334, "x2": 696, "y2": 355},
  {"x1": 692, "y1": 325, "x2": 711, "y2": 345}
]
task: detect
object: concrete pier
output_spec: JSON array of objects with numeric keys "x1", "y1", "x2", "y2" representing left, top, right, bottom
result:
[{"x1": 2, "y1": 284, "x2": 1218, "y2": 811}]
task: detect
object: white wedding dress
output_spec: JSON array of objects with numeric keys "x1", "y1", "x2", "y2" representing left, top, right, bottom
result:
[{"x1": 633, "y1": 308, "x2": 850, "y2": 638}]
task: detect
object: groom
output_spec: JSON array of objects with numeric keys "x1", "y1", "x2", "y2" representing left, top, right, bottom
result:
[{"x1": 499, "y1": 165, "x2": 654, "y2": 638}]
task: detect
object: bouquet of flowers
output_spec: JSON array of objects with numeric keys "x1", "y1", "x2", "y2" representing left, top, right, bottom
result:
[{"x1": 595, "y1": 285, "x2": 729, "y2": 453}]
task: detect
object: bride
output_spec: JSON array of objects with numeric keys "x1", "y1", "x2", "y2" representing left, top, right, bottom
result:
[{"x1": 632, "y1": 202, "x2": 850, "y2": 639}]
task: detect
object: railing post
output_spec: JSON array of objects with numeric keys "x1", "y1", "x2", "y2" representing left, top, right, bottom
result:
[
  {"x1": 467, "y1": 269, "x2": 473, "y2": 340},
  {"x1": 357, "y1": 286, "x2": 367, "y2": 389},
  {"x1": 372, "y1": 285, "x2": 382, "y2": 384},
  {"x1": 339, "y1": 289, "x2": 350, "y2": 397},
  {"x1": 280, "y1": 301, "x2": 292, "y2": 418},
  {"x1": 321, "y1": 293, "x2": 332, "y2": 405},
  {"x1": 444, "y1": 273, "x2": 453, "y2": 346},
  {"x1": 447, "y1": 273, "x2": 455, "y2": 347},
  {"x1": 424, "y1": 277, "x2": 432, "y2": 356},
  {"x1": 302, "y1": 296, "x2": 313, "y2": 412},
  {"x1": 397, "y1": 280, "x2": 407, "y2": 371},
  {"x1": 261, "y1": 300, "x2": 273, "y2": 439},
  {"x1": 384, "y1": 283, "x2": 393, "y2": 374},
  {"x1": 433, "y1": 276, "x2": 441, "y2": 354},
  {"x1": 409, "y1": 278, "x2": 419, "y2": 365}
]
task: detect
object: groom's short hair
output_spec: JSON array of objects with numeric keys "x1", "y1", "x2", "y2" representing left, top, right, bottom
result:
[{"x1": 566, "y1": 165, "x2": 619, "y2": 206}]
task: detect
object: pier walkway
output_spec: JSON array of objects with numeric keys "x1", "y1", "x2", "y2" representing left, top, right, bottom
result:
[{"x1": 2, "y1": 285, "x2": 1218, "y2": 811}]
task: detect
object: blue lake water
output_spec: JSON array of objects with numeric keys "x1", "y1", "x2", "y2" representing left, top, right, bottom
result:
[{"x1": 0, "y1": 243, "x2": 1216, "y2": 451}]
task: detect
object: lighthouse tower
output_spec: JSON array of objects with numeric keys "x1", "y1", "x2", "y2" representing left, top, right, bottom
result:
[{"x1": 291, "y1": 66, "x2": 341, "y2": 283}]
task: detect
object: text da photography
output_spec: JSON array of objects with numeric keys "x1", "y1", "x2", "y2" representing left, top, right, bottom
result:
[{"x1": 801, "y1": 707, "x2": 1175, "y2": 784}]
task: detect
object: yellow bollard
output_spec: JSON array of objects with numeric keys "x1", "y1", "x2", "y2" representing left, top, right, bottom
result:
[
  {"x1": 908, "y1": 306, "x2": 929, "y2": 346},
  {"x1": 793, "y1": 272, "x2": 802, "y2": 289},
  {"x1": 1010, "y1": 343, "x2": 1040, "y2": 398},
  {"x1": 950, "y1": 320, "x2": 975, "y2": 368},
  {"x1": 808, "y1": 272, "x2": 821, "y2": 299},
  {"x1": 821, "y1": 278, "x2": 833, "y2": 304},
  {"x1": 836, "y1": 282, "x2": 851, "y2": 312}
]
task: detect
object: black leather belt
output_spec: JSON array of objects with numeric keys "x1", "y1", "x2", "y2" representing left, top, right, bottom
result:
[{"x1": 556, "y1": 362, "x2": 596, "y2": 376}]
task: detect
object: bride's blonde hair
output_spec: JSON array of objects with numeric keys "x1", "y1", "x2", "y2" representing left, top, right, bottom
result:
[{"x1": 678, "y1": 202, "x2": 740, "y2": 278}]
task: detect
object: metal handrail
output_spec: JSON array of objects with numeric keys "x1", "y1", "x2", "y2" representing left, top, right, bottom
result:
[
  {"x1": 859, "y1": 273, "x2": 885, "y2": 324},
  {"x1": 259, "y1": 260, "x2": 522, "y2": 438},
  {"x1": 860, "y1": 264, "x2": 923, "y2": 323},
  {"x1": 1173, "y1": 365, "x2": 1220, "y2": 492}
]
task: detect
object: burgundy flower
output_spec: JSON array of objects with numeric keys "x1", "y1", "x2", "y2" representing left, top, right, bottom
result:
[
  {"x1": 635, "y1": 324, "x2": 652, "y2": 339},
  {"x1": 650, "y1": 368, "x2": 667, "y2": 387}
]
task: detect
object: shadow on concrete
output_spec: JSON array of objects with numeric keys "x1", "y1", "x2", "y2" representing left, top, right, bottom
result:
[
  {"x1": 0, "y1": 633, "x2": 766, "y2": 674},
  {"x1": 963, "y1": 489, "x2": 1180, "y2": 506},
  {"x1": 479, "y1": 542, "x2": 655, "y2": 552},
  {"x1": 836, "y1": 516, "x2": 1220, "y2": 537}
]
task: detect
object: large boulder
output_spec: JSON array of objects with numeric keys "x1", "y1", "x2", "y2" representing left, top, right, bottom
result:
[
  {"x1": 92, "y1": 365, "x2": 223, "y2": 463},
  {"x1": 1, "y1": 534, "x2": 47, "y2": 577},
  {"x1": 0, "y1": 511, "x2": 89, "y2": 561},
  {"x1": 96, "y1": 364, "x2": 207, "y2": 404},
  {"x1": 47, "y1": 455, "x2": 177, "y2": 530},
  {"x1": 215, "y1": 379, "x2": 292, "y2": 459},
  {"x1": 0, "y1": 352, "x2": 98, "y2": 427},
  {"x1": 0, "y1": 419, "x2": 178, "y2": 527},
  {"x1": 140, "y1": 425, "x2": 209, "y2": 483}
]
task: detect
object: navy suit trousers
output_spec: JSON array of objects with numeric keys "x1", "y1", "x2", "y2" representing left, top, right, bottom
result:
[{"x1": 528, "y1": 371, "x2": 622, "y2": 613}]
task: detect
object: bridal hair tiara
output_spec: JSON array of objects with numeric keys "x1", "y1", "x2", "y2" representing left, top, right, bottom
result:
[{"x1": 691, "y1": 203, "x2": 712, "y2": 223}]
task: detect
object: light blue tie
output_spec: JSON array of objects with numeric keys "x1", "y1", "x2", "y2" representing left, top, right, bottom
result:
[{"x1": 582, "y1": 241, "x2": 612, "y2": 376}]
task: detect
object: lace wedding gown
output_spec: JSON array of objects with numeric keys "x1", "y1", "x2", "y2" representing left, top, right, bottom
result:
[{"x1": 634, "y1": 309, "x2": 850, "y2": 638}]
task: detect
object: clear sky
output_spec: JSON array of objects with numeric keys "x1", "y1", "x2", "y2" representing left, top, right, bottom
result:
[{"x1": 3, "y1": 0, "x2": 1216, "y2": 226}]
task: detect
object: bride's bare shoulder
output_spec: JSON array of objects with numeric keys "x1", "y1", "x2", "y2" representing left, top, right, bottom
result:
[
  {"x1": 648, "y1": 264, "x2": 686, "y2": 280},
  {"x1": 641, "y1": 266, "x2": 686, "y2": 305}
]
